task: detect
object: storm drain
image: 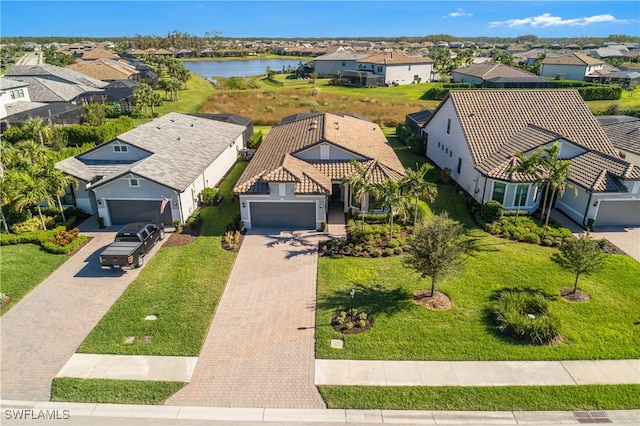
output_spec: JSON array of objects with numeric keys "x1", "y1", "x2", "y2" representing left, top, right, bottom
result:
[{"x1": 573, "y1": 411, "x2": 611, "y2": 423}]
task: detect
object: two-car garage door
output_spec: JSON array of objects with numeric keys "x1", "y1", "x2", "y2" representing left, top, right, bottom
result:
[
  {"x1": 107, "y1": 200, "x2": 173, "y2": 226},
  {"x1": 250, "y1": 202, "x2": 316, "y2": 229},
  {"x1": 595, "y1": 200, "x2": 640, "y2": 227}
]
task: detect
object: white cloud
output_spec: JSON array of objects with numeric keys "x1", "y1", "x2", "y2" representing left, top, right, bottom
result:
[
  {"x1": 445, "y1": 8, "x2": 472, "y2": 18},
  {"x1": 490, "y1": 13, "x2": 622, "y2": 28}
]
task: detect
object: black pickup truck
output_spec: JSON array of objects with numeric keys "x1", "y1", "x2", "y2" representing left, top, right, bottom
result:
[{"x1": 99, "y1": 222, "x2": 165, "y2": 270}]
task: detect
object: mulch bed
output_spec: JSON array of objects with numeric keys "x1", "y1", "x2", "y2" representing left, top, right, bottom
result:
[
  {"x1": 560, "y1": 287, "x2": 591, "y2": 302},
  {"x1": 331, "y1": 310, "x2": 374, "y2": 334},
  {"x1": 162, "y1": 224, "x2": 202, "y2": 248},
  {"x1": 413, "y1": 290, "x2": 454, "y2": 310}
]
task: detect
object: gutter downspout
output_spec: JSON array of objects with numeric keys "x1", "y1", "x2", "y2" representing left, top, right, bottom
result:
[{"x1": 583, "y1": 190, "x2": 593, "y2": 228}]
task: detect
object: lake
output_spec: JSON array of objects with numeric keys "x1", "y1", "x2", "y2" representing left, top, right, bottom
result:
[{"x1": 183, "y1": 59, "x2": 307, "y2": 79}]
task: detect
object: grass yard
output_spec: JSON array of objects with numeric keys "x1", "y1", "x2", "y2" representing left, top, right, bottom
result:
[
  {"x1": 319, "y1": 385, "x2": 640, "y2": 411},
  {"x1": 76, "y1": 162, "x2": 247, "y2": 356},
  {"x1": 0, "y1": 244, "x2": 68, "y2": 314},
  {"x1": 51, "y1": 378, "x2": 184, "y2": 405}
]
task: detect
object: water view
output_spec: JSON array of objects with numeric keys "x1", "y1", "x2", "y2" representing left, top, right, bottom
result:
[{"x1": 183, "y1": 58, "x2": 308, "y2": 79}]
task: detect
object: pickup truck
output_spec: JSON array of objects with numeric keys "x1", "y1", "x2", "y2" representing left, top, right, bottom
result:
[{"x1": 99, "y1": 222, "x2": 165, "y2": 270}]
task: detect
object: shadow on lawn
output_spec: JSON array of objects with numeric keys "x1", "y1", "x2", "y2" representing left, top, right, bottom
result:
[{"x1": 317, "y1": 283, "x2": 414, "y2": 317}]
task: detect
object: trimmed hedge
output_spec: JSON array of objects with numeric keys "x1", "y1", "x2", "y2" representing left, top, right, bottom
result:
[
  {"x1": 0, "y1": 226, "x2": 87, "y2": 255},
  {"x1": 58, "y1": 117, "x2": 135, "y2": 146},
  {"x1": 576, "y1": 85, "x2": 622, "y2": 101}
]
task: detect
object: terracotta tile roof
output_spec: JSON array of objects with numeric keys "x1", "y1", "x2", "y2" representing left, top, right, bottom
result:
[
  {"x1": 358, "y1": 51, "x2": 434, "y2": 65},
  {"x1": 568, "y1": 151, "x2": 640, "y2": 192},
  {"x1": 233, "y1": 113, "x2": 405, "y2": 195},
  {"x1": 453, "y1": 62, "x2": 538, "y2": 79},
  {"x1": 541, "y1": 52, "x2": 604, "y2": 66},
  {"x1": 68, "y1": 59, "x2": 138, "y2": 81},
  {"x1": 444, "y1": 89, "x2": 617, "y2": 168},
  {"x1": 81, "y1": 48, "x2": 120, "y2": 60}
]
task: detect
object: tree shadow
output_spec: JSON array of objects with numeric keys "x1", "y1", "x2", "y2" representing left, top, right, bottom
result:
[
  {"x1": 263, "y1": 230, "x2": 326, "y2": 259},
  {"x1": 316, "y1": 282, "x2": 414, "y2": 317}
]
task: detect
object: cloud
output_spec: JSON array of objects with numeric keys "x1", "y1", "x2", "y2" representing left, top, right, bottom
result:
[
  {"x1": 445, "y1": 8, "x2": 472, "y2": 19},
  {"x1": 490, "y1": 13, "x2": 622, "y2": 28}
]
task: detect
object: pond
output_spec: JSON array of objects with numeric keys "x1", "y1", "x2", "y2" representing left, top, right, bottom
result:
[{"x1": 183, "y1": 58, "x2": 308, "y2": 79}]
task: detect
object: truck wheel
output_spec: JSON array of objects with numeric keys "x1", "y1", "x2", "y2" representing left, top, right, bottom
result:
[
  {"x1": 159, "y1": 229, "x2": 165, "y2": 240},
  {"x1": 136, "y1": 255, "x2": 144, "y2": 268}
]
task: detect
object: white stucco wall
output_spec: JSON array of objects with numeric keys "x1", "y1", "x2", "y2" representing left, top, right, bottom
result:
[
  {"x1": 540, "y1": 64, "x2": 587, "y2": 81},
  {"x1": 81, "y1": 141, "x2": 150, "y2": 162},
  {"x1": 382, "y1": 63, "x2": 433, "y2": 85},
  {"x1": 452, "y1": 73, "x2": 483, "y2": 85},
  {"x1": 315, "y1": 59, "x2": 360, "y2": 76}
]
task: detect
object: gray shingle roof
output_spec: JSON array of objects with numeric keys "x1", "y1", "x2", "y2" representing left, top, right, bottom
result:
[
  {"x1": 8, "y1": 77, "x2": 96, "y2": 102},
  {"x1": 57, "y1": 113, "x2": 246, "y2": 191},
  {"x1": 6, "y1": 64, "x2": 108, "y2": 88},
  {"x1": 598, "y1": 116, "x2": 640, "y2": 156},
  {"x1": 0, "y1": 77, "x2": 29, "y2": 90},
  {"x1": 453, "y1": 62, "x2": 538, "y2": 79}
]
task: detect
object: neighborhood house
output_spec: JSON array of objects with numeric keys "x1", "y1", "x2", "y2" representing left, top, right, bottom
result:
[
  {"x1": 233, "y1": 113, "x2": 405, "y2": 230},
  {"x1": 419, "y1": 89, "x2": 640, "y2": 228},
  {"x1": 56, "y1": 112, "x2": 247, "y2": 227}
]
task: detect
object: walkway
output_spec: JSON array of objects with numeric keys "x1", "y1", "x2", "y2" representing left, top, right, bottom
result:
[
  {"x1": 0, "y1": 226, "x2": 166, "y2": 400},
  {"x1": 1, "y1": 400, "x2": 639, "y2": 425},
  {"x1": 165, "y1": 230, "x2": 326, "y2": 409},
  {"x1": 327, "y1": 204, "x2": 347, "y2": 238},
  {"x1": 316, "y1": 359, "x2": 640, "y2": 386}
]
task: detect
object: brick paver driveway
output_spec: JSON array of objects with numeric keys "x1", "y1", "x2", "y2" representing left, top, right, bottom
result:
[
  {"x1": 166, "y1": 229, "x2": 326, "y2": 409},
  {"x1": 0, "y1": 229, "x2": 166, "y2": 400}
]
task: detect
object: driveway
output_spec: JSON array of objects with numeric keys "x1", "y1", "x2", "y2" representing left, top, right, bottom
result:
[
  {"x1": 0, "y1": 227, "x2": 166, "y2": 400},
  {"x1": 591, "y1": 227, "x2": 640, "y2": 263},
  {"x1": 166, "y1": 229, "x2": 326, "y2": 409}
]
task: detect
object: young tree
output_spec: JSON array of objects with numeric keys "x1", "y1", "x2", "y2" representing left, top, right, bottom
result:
[
  {"x1": 343, "y1": 160, "x2": 376, "y2": 231},
  {"x1": 373, "y1": 179, "x2": 410, "y2": 239},
  {"x1": 22, "y1": 117, "x2": 53, "y2": 146},
  {"x1": 402, "y1": 163, "x2": 437, "y2": 226},
  {"x1": 11, "y1": 170, "x2": 55, "y2": 230},
  {"x1": 405, "y1": 212, "x2": 466, "y2": 298},
  {"x1": 551, "y1": 231, "x2": 605, "y2": 295}
]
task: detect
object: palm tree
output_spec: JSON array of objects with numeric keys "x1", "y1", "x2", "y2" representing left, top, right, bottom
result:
[
  {"x1": 22, "y1": 117, "x2": 53, "y2": 146},
  {"x1": 343, "y1": 160, "x2": 376, "y2": 231},
  {"x1": 11, "y1": 140, "x2": 49, "y2": 169},
  {"x1": 45, "y1": 164, "x2": 77, "y2": 222},
  {"x1": 402, "y1": 163, "x2": 437, "y2": 226},
  {"x1": 374, "y1": 179, "x2": 410, "y2": 239},
  {"x1": 538, "y1": 142, "x2": 561, "y2": 221},
  {"x1": 11, "y1": 170, "x2": 55, "y2": 230},
  {"x1": 543, "y1": 158, "x2": 577, "y2": 232},
  {"x1": 508, "y1": 151, "x2": 542, "y2": 222}
]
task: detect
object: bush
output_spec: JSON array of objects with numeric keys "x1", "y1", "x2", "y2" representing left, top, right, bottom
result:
[
  {"x1": 523, "y1": 233, "x2": 541, "y2": 245},
  {"x1": 200, "y1": 187, "x2": 220, "y2": 206},
  {"x1": 492, "y1": 291, "x2": 561, "y2": 345},
  {"x1": 481, "y1": 200, "x2": 504, "y2": 223},
  {"x1": 186, "y1": 211, "x2": 202, "y2": 228},
  {"x1": 576, "y1": 85, "x2": 622, "y2": 101},
  {"x1": 248, "y1": 130, "x2": 263, "y2": 149},
  {"x1": 10, "y1": 217, "x2": 46, "y2": 234},
  {"x1": 49, "y1": 228, "x2": 80, "y2": 247}
]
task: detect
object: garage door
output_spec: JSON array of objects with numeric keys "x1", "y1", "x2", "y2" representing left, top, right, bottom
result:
[
  {"x1": 250, "y1": 202, "x2": 316, "y2": 229},
  {"x1": 596, "y1": 200, "x2": 640, "y2": 227},
  {"x1": 107, "y1": 200, "x2": 173, "y2": 226}
]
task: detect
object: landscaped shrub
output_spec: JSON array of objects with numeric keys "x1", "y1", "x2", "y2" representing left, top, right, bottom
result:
[
  {"x1": 577, "y1": 85, "x2": 622, "y2": 101},
  {"x1": 481, "y1": 200, "x2": 504, "y2": 223},
  {"x1": 0, "y1": 226, "x2": 86, "y2": 254},
  {"x1": 10, "y1": 216, "x2": 56, "y2": 233},
  {"x1": 186, "y1": 211, "x2": 202, "y2": 228},
  {"x1": 200, "y1": 187, "x2": 220, "y2": 206},
  {"x1": 492, "y1": 290, "x2": 561, "y2": 345},
  {"x1": 247, "y1": 130, "x2": 263, "y2": 149},
  {"x1": 49, "y1": 228, "x2": 80, "y2": 247}
]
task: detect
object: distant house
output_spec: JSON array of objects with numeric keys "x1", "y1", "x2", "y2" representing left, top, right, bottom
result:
[
  {"x1": 587, "y1": 70, "x2": 640, "y2": 89},
  {"x1": 314, "y1": 49, "x2": 370, "y2": 77},
  {"x1": 451, "y1": 62, "x2": 554, "y2": 88},
  {"x1": 68, "y1": 59, "x2": 139, "y2": 82},
  {"x1": 0, "y1": 77, "x2": 32, "y2": 120},
  {"x1": 597, "y1": 115, "x2": 640, "y2": 166},
  {"x1": 233, "y1": 113, "x2": 405, "y2": 230},
  {"x1": 540, "y1": 52, "x2": 605, "y2": 81},
  {"x1": 418, "y1": 90, "x2": 640, "y2": 228},
  {"x1": 56, "y1": 113, "x2": 247, "y2": 227}
]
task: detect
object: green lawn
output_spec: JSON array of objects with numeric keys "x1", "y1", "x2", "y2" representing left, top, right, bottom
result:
[
  {"x1": 76, "y1": 162, "x2": 247, "y2": 356},
  {"x1": 51, "y1": 378, "x2": 184, "y2": 405},
  {"x1": 319, "y1": 385, "x2": 640, "y2": 411},
  {"x1": 0, "y1": 244, "x2": 68, "y2": 315}
]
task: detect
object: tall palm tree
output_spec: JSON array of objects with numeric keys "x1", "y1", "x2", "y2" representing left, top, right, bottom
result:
[
  {"x1": 343, "y1": 160, "x2": 376, "y2": 231},
  {"x1": 508, "y1": 151, "x2": 542, "y2": 222},
  {"x1": 11, "y1": 170, "x2": 55, "y2": 230},
  {"x1": 538, "y1": 142, "x2": 561, "y2": 221},
  {"x1": 45, "y1": 164, "x2": 77, "y2": 222},
  {"x1": 11, "y1": 140, "x2": 49, "y2": 169},
  {"x1": 22, "y1": 117, "x2": 53, "y2": 146},
  {"x1": 402, "y1": 163, "x2": 437, "y2": 226},
  {"x1": 374, "y1": 179, "x2": 410, "y2": 239},
  {"x1": 543, "y1": 158, "x2": 577, "y2": 232}
]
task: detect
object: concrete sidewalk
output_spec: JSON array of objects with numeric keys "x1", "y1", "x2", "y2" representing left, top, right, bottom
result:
[
  {"x1": 316, "y1": 359, "x2": 640, "y2": 386},
  {"x1": 1, "y1": 400, "x2": 639, "y2": 425}
]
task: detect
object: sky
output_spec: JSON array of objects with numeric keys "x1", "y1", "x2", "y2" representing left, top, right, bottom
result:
[{"x1": 1, "y1": 1, "x2": 638, "y2": 39}]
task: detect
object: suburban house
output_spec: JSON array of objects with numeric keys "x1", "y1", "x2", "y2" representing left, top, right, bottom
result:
[
  {"x1": 451, "y1": 62, "x2": 554, "y2": 88},
  {"x1": 315, "y1": 49, "x2": 434, "y2": 85},
  {"x1": 233, "y1": 113, "x2": 405, "y2": 230},
  {"x1": 419, "y1": 90, "x2": 640, "y2": 228},
  {"x1": 56, "y1": 113, "x2": 247, "y2": 227},
  {"x1": 0, "y1": 77, "x2": 33, "y2": 121},
  {"x1": 68, "y1": 59, "x2": 139, "y2": 82},
  {"x1": 539, "y1": 52, "x2": 606, "y2": 81},
  {"x1": 597, "y1": 115, "x2": 640, "y2": 166}
]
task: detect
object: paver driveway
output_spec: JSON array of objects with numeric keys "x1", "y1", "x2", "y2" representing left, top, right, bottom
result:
[
  {"x1": 166, "y1": 229, "x2": 326, "y2": 409},
  {"x1": 0, "y1": 229, "x2": 166, "y2": 400}
]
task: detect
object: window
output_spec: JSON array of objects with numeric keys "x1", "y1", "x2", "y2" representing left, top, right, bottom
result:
[
  {"x1": 408, "y1": 65, "x2": 411, "y2": 71},
  {"x1": 350, "y1": 189, "x2": 361, "y2": 209},
  {"x1": 129, "y1": 178, "x2": 140, "y2": 187},
  {"x1": 113, "y1": 144, "x2": 128, "y2": 153},
  {"x1": 445, "y1": 147, "x2": 449, "y2": 154},
  {"x1": 341, "y1": 61, "x2": 346, "y2": 67},
  {"x1": 279, "y1": 183, "x2": 286, "y2": 197},
  {"x1": 457, "y1": 158, "x2": 462, "y2": 174},
  {"x1": 446, "y1": 118, "x2": 451, "y2": 134},
  {"x1": 532, "y1": 185, "x2": 539, "y2": 203},
  {"x1": 450, "y1": 151, "x2": 453, "y2": 157},
  {"x1": 377, "y1": 66, "x2": 382, "y2": 73},
  {"x1": 10, "y1": 89, "x2": 24, "y2": 100},
  {"x1": 492, "y1": 182, "x2": 506, "y2": 204},
  {"x1": 514, "y1": 184, "x2": 528, "y2": 207}
]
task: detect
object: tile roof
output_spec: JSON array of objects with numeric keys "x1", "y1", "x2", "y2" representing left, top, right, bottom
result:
[
  {"x1": 68, "y1": 59, "x2": 138, "y2": 81},
  {"x1": 357, "y1": 51, "x2": 434, "y2": 65},
  {"x1": 80, "y1": 48, "x2": 120, "y2": 60},
  {"x1": 56, "y1": 113, "x2": 246, "y2": 191},
  {"x1": 233, "y1": 113, "x2": 405, "y2": 195},
  {"x1": 441, "y1": 89, "x2": 617, "y2": 168},
  {"x1": 541, "y1": 52, "x2": 604, "y2": 66},
  {"x1": 568, "y1": 151, "x2": 640, "y2": 192},
  {"x1": 453, "y1": 62, "x2": 538, "y2": 79},
  {"x1": 314, "y1": 50, "x2": 370, "y2": 61},
  {"x1": 598, "y1": 116, "x2": 640, "y2": 156},
  {"x1": 6, "y1": 64, "x2": 108, "y2": 88}
]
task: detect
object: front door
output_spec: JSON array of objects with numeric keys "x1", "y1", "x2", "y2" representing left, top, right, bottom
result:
[{"x1": 330, "y1": 183, "x2": 342, "y2": 203}]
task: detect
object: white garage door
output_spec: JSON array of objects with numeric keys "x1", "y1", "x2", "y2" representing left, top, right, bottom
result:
[
  {"x1": 596, "y1": 200, "x2": 640, "y2": 227},
  {"x1": 250, "y1": 202, "x2": 316, "y2": 229}
]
